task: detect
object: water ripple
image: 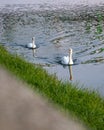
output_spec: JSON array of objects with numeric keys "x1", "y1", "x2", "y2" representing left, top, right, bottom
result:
[{"x1": 0, "y1": 4, "x2": 104, "y2": 93}]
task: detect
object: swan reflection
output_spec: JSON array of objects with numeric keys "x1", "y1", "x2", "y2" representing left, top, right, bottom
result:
[
  {"x1": 68, "y1": 65, "x2": 73, "y2": 81},
  {"x1": 32, "y1": 48, "x2": 36, "y2": 57}
]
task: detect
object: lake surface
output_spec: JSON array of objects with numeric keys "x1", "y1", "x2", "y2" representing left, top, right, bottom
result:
[
  {"x1": 0, "y1": 0, "x2": 104, "y2": 5},
  {"x1": 0, "y1": 2, "x2": 104, "y2": 96}
]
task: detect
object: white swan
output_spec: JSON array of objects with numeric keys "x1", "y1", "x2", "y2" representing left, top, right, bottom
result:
[
  {"x1": 61, "y1": 48, "x2": 73, "y2": 65},
  {"x1": 27, "y1": 37, "x2": 36, "y2": 49}
]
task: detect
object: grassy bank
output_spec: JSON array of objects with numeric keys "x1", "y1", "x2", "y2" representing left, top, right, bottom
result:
[{"x1": 0, "y1": 45, "x2": 104, "y2": 130}]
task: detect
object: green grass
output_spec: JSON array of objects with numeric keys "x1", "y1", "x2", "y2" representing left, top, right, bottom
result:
[{"x1": 0, "y1": 45, "x2": 104, "y2": 130}]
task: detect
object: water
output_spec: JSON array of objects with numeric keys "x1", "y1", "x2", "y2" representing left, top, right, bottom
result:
[
  {"x1": 0, "y1": 0, "x2": 104, "y2": 5},
  {"x1": 0, "y1": 2, "x2": 104, "y2": 96}
]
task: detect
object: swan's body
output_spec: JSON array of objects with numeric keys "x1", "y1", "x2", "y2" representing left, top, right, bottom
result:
[
  {"x1": 27, "y1": 37, "x2": 36, "y2": 49},
  {"x1": 61, "y1": 56, "x2": 69, "y2": 65},
  {"x1": 61, "y1": 48, "x2": 73, "y2": 65}
]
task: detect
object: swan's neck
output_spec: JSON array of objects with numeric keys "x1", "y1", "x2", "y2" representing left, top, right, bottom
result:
[
  {"x1": 69, "y1": 53, "x2": 73, "y2": 64},
  {"x1": 32, "y1": 39, "x2": 35, "y2": 45}
]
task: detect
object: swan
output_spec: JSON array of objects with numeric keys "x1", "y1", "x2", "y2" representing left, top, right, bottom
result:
[
  {"x1": 27, "y1": 37, "x2": 36, "y2": 49},
  {"x1": 61, "y1": 48, "x2": 73, "y2": 65}
]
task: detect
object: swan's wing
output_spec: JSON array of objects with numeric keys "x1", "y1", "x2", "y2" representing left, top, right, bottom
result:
[
  {"x1": 27, "y1": 43, "x2": 36, "y2": 49},
  {"x1": 61, "y1": 56, "x2": 69, "y2": 65},
  {"x1": 55, "y1": 55, "x2": 69, "y2": 65},
  {"x1": 27, "y1": 43, "x2": 32, "y2": 48}
]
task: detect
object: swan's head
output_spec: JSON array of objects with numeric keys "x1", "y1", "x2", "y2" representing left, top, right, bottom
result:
[
  {"x1": 69, "y1": 48, "x2": 73, "y2": 55},
  {"x1": 32, "y1": 37, "x2": 35, "y2": 41}
]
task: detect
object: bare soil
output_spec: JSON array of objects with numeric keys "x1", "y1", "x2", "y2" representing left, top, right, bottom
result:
[{"x1": 0, "y1": 66, "x2": 87, "y2": 130}]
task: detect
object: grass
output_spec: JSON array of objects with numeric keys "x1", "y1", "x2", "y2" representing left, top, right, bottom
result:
[{"x1": 0, "y1": 45, "x2": 104, "y2": 130}]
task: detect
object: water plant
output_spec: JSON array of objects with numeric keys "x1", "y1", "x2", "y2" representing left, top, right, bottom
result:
[
  {"x1": 85, "y1": 13, "x2": 103, "y2": 34},
  {"x1": 96, "y1": 24, "x2": 103, "y2": 34},
  {"x1": 0, "y1": 45, "x2": 104, "y2": 130},
  {"x1": 96, "y1": 13, "x2": 103, "y2": 34}
]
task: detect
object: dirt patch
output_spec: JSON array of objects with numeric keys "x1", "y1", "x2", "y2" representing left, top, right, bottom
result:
[{"x1": 0, "y1": 66, "x2": 87, "y2": 130}]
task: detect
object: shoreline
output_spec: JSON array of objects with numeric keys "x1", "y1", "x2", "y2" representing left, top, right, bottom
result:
[{"x1": 0, "y1": 45, "x2": 104, "y2": 130}]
